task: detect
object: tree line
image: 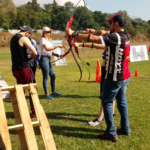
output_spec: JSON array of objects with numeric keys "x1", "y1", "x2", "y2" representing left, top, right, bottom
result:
[{"x1": 0, "y1": 0, "x2": 150, "y2": 41}]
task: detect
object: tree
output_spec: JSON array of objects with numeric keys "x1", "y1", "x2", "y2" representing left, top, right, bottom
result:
[
  {"x1": 64, "y1": 1, "x2": 74, "y2": 14},
  {"x1": 93, "y1": 11, "x2": 109, "y2": 29},
  {"x1": 51, "y1": 11, "x2": 70, "y2": 30},
  {"x1": 16, "y1": 5, "x2": 29, "y2": 27},
  {"x1": 44, "y1": 4, "x2": 53, "y2": 14},
  {"x1": 27, "y1": 0, "x2": 40, "y2": 12},
  {"x1": 147, "y1": 20, "x2": 150, "y2": 25},
  {"x1": 31, "y1": 0, "x2": 40, "y2": 12},
  {"x1": 52, "y1": 0, "x2": 58, "y2": 14},
  {"x1": 0, "y1": 0, "x2": 17, "y2": 28}
]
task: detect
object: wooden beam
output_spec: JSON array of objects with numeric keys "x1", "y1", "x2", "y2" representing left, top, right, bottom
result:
[
  {"x1": 8, "y1": 121, "x2": 41, "y2": 131},
  {"x1": 0, "y1": 90, "x2": 12, "y2": 150},
  {"x1": 0, "y1": 83, "x2": 37, "y2": 92},
  {"x1": 15, "y1": 85, "x2": 38, "y2": 150},
  {"x1": 30, "y1": 83, "x2": 57, "y2": 150},
  {"x1": 10, "y1": 92, "x2": 28, "y2": 150}
]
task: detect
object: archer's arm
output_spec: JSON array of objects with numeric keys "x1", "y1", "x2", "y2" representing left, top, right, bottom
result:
[
  {"x1": 86, "y1": 28, "x2": 109, "y2": 36},
  {"x1": 65, "y1": 28, "x2": 102, "y2": 43},
  {"x1": 73, "y1": 43, "x2": 107, "y2": 50}
]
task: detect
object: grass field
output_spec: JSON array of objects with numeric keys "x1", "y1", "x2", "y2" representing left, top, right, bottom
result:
[{"x1": 0, "y1": 42, "x2": 150, "y2": 150}]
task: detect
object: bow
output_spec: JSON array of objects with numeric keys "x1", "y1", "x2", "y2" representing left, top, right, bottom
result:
[
  {"x1": 66, "y1": 0, "x2": 83, "y2": 81},
  {"x1": 73, "y1": 0, "x2": 90, "y2": 80},
  {"x1": 52, "y1": 0, "x2": 90, "y2": 81},
  {"x1": 73, "y1": 34, "x2": 90, "y2": 80},
  {"x1": 67, "y1": 0, "x2": 90, "y2": 81},
  {"x1": 51, "y1": 46, "x2": 70, "y2": 63}
]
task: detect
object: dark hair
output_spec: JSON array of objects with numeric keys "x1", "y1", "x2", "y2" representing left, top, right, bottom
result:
[
  {"x1": 20, "y1": 30, "x2": 26, "y2": 33},
  {"x1": 114, "y1": 21, "x2": 125, "y2": 29}
]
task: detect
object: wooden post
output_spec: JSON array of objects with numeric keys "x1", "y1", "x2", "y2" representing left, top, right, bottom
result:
[
  {"x1": 15, "y1": 85, "x2": 38, "y2": 150},
  {"x1": 0, "y1": 89, "x2": 12, "y2": 150},
  {"x1": 30, "y1": 83, "x2": 57, "y2": 150},
  {"x1": 10, "y1": 92, "x2": 28, "y2": 150}
]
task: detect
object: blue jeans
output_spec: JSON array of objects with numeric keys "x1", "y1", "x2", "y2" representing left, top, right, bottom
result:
[
  {"x1": 39, "y1": 55, "x2": 55, "y2": 94},
  {"x1": 102, "y1": 78, "x2": 130, "y2": 136}
]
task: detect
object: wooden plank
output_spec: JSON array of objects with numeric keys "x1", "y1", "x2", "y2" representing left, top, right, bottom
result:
[
  {"x1": 10, "y1": 92, "x2": 28, "y2": 150},
  {"x1": 0, "y1": 89, "x2": 12, "y2": 150},
  {"x1": 15, "y1": 85, "x2": 38, "y2": 150},
  {"x1": 30, "y1": 83, "x2": 57, "y2": 150},
  {"x1": 8, "y1": 121, "x2": 41, "y2": 131},
  {"x1": 1, "y1": 84, "x2": 37, "y2": 92}
]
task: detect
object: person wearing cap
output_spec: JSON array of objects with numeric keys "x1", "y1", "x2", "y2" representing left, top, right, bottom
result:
[
  {"x1": 10, "y1": 25, "x2": 38, "y2": 118},
  {"x1": 27, "y1": 33, "x2": 40, "y2": 76},
  {"x1": 65, "y1": 14, "x2": 131, "y2": 142},
  {"x1": 82, "y1": 29, "x2": 116, "y2": 126},
  {"x1": 39, "y1": 27, "x2": 63, "y2": 100}
]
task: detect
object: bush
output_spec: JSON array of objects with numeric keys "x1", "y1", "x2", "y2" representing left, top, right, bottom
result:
[
  {"x1": 33, "y1": 29, "x2": 37, "y2": 33},
  {"x1": 37, "y1": 25, "x2": 41, "y2": 29},
  {"x1": 3, "y1": 25, "x2": 9, "y2": 30}
]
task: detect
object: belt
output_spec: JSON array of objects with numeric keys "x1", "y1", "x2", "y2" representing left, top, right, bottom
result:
[{"x1": 41, "y1": 55, "x2": 50, "y2": 57}]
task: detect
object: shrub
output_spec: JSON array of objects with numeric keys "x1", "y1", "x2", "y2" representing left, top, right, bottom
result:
[
  {"x1": 3, "y1": 25, "x2": 9, "y2": 30},
  {"x1": 33, "y1": 29, "x2": 37, "y2": 33}
]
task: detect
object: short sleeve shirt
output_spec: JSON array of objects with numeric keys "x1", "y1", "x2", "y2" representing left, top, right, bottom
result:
[
  {"x1": 40, "y1": 38, "x2": 53, "y2": 56},
  {"x1": 100, "y1": 31, "x2": 131, "y2": 81}
]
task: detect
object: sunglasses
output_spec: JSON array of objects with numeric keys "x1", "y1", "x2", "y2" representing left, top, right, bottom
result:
[{"x1": 46, "y1": 31, "x2": 51, "y2": 33}]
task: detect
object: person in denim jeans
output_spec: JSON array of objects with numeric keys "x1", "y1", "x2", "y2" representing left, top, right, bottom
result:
[
  {"x1": 65, "y1": 14, "x2": 131, "y2": 142},
  {"x1": 88, "y1": 50, "x2": 116, "y2": 126},
  {"x1": 40, "y1": 27, "x2": 63, "y2": 100}
]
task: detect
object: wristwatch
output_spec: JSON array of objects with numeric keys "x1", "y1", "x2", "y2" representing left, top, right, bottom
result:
[{"x1": 72, "y1": 32, "x2": 79, "y2": 39}]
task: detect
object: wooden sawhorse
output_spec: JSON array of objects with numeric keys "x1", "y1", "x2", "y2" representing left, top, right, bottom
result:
[{"x1": 0, "y1": 83, "x2": 56, "y2": 150}]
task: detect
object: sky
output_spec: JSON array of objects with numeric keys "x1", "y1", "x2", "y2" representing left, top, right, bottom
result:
[{"x1": 12, "y1": 0, "x2": 150, "y2": 21}]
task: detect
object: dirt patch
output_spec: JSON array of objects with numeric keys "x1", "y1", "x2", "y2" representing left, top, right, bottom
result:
[
  {"x1": 0, "y1": 60, "x2": 11, "y2": 64},
  {"x1": 0, "y1": 51, "x2": 10, "y2": 53}
]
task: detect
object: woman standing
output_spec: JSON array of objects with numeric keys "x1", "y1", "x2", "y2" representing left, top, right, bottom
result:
[{"x1": 40, "y1": 27, "x2": 63, "y2": 100}]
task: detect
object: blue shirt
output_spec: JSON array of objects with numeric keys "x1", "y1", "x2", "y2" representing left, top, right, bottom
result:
[{"x1": 27, "y1": 39, "x2": 40, "y2": 67}]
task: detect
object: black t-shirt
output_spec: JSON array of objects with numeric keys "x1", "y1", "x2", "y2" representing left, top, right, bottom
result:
[
  {"x1": 10, "y1": 34, "x2": 30, "y2": 71},
  {"x1": 100, "y1": 31, "x2": 131, "y2": 81}
]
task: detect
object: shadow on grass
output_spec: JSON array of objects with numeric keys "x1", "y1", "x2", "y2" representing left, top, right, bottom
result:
[
  {"x1": 5, "y1": 112, "x2": 97, "y2": 121},
  {"x1": 50, "y1": 126, "x2": 104, "y2": 139},
  {"x1": 46, "y1": 112, "x2": 97, "y2": 122},
  {"x1": 24, "y1": 94, "x2": 99, "y2": 100},
  {"x1": 2, "y1": 98, "x2": 11, "y2": 102},
  {"x1": 6, "y1": 112, "x2": 15, "y2": 118},
  {"x1": 73, "y1": 81, "x2": 96, "y2": 83},
  {"x1": 9, "y1": 124, "x2": 104, "y2": 139},
  {"x1": 6, "y1": 111, "x2": 104, "y2": 139}
]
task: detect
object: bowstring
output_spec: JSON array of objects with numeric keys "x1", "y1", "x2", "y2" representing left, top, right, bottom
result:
[{"x1": 74, "y1": 0, "x2": 91, "y2": 80}]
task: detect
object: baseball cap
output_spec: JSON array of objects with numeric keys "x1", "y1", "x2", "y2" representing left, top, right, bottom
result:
[
  {"x1": 18, "y1": 25, "x2": 33, "y2": 35},
  {"x1": 106, "y1": 14, "x2": 126, "y2": 25},
  {"x1": 42, "y1": 27, "x2": 53, "y2": 33}
]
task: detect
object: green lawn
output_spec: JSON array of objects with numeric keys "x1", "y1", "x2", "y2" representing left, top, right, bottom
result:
[{"x1": 0, "y1": 46, "x2": 150, "y2": 150}]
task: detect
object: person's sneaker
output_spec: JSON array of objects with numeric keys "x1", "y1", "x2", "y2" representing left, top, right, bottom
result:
[
  {"x1": 52, "y1": 92, "x2": 62, "y2": 96},
  {"x1": 117, "y1": 127, "x2": 131, "y2": 136},
  {"x1": 46, "y1": 95, "x2": 54, "y2": 100},
  {"x1": 88, "y1": 118, "x2": 103, "y2": 126},
  {"x1": 98, "y1": 132, "x2": 118, "y2": 142}
]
